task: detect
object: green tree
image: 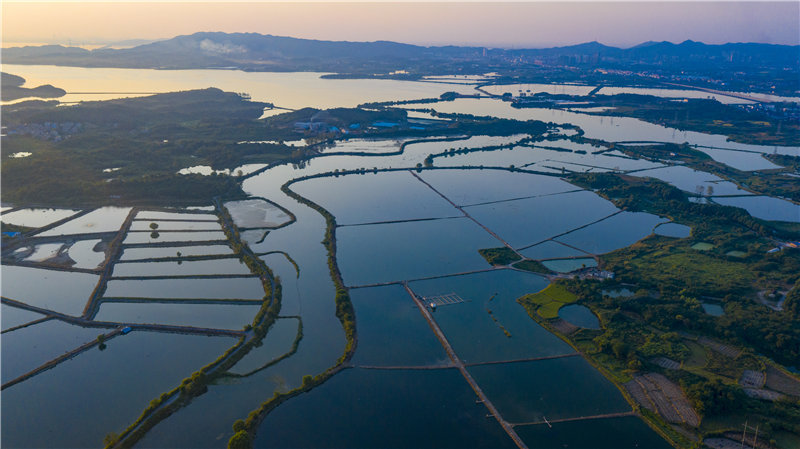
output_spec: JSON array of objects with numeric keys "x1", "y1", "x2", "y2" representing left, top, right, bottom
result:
[
  {"x1": 103, "y1": 432, "x2": 119, "y2": 447},
  {"x1": 149, "y1": 222, "x2": 159, "y2": 230},
  {"x1": 227, "y1": 430, "x2": 250, "y2": 449}
]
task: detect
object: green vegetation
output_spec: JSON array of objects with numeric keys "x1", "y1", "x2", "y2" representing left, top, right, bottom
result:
[
  {"x1": 613, "y1": 142, "x2": 800, "y2": 203},
  {"x1": 2, "y1": 89, "x2": 269, "y2": 205},
  {"x1": 513, "y1": 171, "x2": 800, "y2": 446},
  {"x1": 478, "y1": 247, "x2": 521, "y2": 266},
  {"x1": 518, "y1": 283, "x2": 578, "y2": 319},
  {"x1": 110, "y1": 205, "x2": 282, "y2": 449},
  {"x1": 221, "y1": 180, "x2": 359, "y2": 449},
  {"x1": 766, "y1": 153, "x2": 800, "y2": 172}
]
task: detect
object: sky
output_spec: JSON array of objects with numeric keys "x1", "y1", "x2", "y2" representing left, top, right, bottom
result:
[{"x1": 2, "y1": 1, "x2": 799, "y2": 49}]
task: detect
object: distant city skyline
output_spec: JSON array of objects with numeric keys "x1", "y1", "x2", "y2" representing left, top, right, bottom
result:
[{"x1": 2, "y1": 1, "x2": 799, "y2": 49}]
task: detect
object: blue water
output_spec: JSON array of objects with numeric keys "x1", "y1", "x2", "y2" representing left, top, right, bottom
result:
[
  {"x1": 350, "y1": 284, "x2": 448, "y2": 367},
  {"x1": 120, "y1": 244, "x2": 234, "y2": 260},
  {"x1": 1, "y1": 331, "x2": 236, "y2": 449},
  {"x1": 129, "y1": 220, "x2": 221, "y2": 231},
  {"x1": 713, "y1": 196, "x2": 800, "y2": 223},
  {"x1": 516, "y1": 416, "x2": 673, "y2": 449},
  {"x1": 465, "y1": 190, "x2": 619, "y2": 248},
  {"x1": 558, "y1": 304, "x2": 601, "y2": 329},
  {"x1": 103, "y1": 278, "x2": 265, "y2": 299},
  {"x1": 409, "y1": 270, "x2": 572, "y2": 364},
  {"x1": 291, "y1": 170, "x2": 459, "y2": 225},
  {"x1": 254, "y1": 368, "x2": 516, "y2": 448},
  {"x1": 112, "y1": 258, "x2": 250, "y2": 277},
  {"x1": 1, "y1": 303, "x2": 45, "y2": 331},
  {"x1": 654, "y1": 222, "x2": 692, "y2": 238},
  {"x1": 542, "y1": 258, "x2": 598, "y2": 273},
  {"x1": 337, "y1": 217, "x2": 499, "y2": 286},
  {"x1": 555, "y1": 211, "x2": 666, "y2": 254},
  {"x1": 417, "y1": 169, "x2": 577, "y2": 206},
  {"x1": 701, "y1": 303, "x2": 725, "y2": 317},
  {"x1": 1, "y1": 265, "x2": 99, "y2": 316},
  {"x1": 520, "y1": 240, "x2": 589, "y2": 260},
  {"x1": 1, "y1": 319, "x2": 103, "y2": 381},
  {"x1": 467, "y1": 357, "x2": 631, "y2": 423}
]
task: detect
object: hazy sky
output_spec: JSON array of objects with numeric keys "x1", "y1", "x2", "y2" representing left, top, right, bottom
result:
[{"x1": 2, "y1": 1, "x2": 799, "y2": 49}]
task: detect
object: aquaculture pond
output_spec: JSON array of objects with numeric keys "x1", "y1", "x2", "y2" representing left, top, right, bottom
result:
[
  {"x1": 557, "y1": 304, "x2": 600, "y2": 329},
  {"x1": 515, "y1": 416, "x2": 673, "y2": 449},
  {"x1": 467, "y1": 357, "x2": 631, "y2": 422},
  {"x1": 112, "y1": 258, "x2": 251, "y2": 277},
  {"x1": 1, "y1": 331, "x2": 237, "y2": 449},
  {"x1": 1, "y1": 319, "x2": 103, "y2": 382},
  {"x1": 464, "y1": 190, "x2": 619, "y2": 248},
  {"x1": 696, "y1": 147, "x2": 781, "y2": 171},
  {"x1": 66, "y1": 239, "x2": 106, "y2": 269},
  {"x1": 409, "y1": 270, "x2": 572, "y2": 364},
  {"x1": 1, "y1": 265, "x2": 99, "y2": 316},
  {"x1": 631, "y1": 165, "x2": 750, "y2": 196},
  {"x1": 129, "y1": 220, "x2": 221, "y2": 231},
  {"x1": 135, "y1": 211, "x2": 218, "y2": 221},
  {"x1": 0, "y1": 207, "x2": 80, "y2": 228},
  {"x1": 350, "y1": 284, "x2": 448, "y2": 367},
  {"x1": 38, "y1": 207, "x2": 132, "y2": 236},
  {"x1": 542, "y1": 258, "x2": 598, "y2": 273},
  {"x1": 712, "y1": 196, "x2": 800, "y2": 223},
  {"x1": 337, "y1": 217, "x2": 498, "y2": 286},
  {"x1": 103, "y1": 277, "x2": 265, "y2": 300},
  {"x1": 291, "y1": 170, "x2": 459, "y2": 225},
  {"x1": 22, "y1": 243, "x2": 63, "y2": 262},
  {"x1": 120, "y1": 244, "x2": 234, "y2": 260},
  {"x1": 701, "y1": 302, "x2": 726, "y2": 317},
  {"x1": 519, "y1": 240, "x2": 589, "y2": 260},
  {"x1": 93, "y1": 302, "x2": 262, "y2": 330},
  {"x1": 654, "y1": 222, "x2": 692, "y2": 238},
  {"x1": 224, "y1": 198, "x2": 293, "y2": 228},
  {"x1": 254, "y1": 368, "x2": 516, "y2": 448},
  {"x1": 554, "y1": 211, "x2": 667, "y2": 255},
  {"x1": 1, "y1": 303, "x2": 45, "y2": 331},
  {"x1": 123, "y1": 231, "x2": 228, "y2": 244},
  {"x1": 417, "y1": 169, "x2": 577, "y2": 206}
]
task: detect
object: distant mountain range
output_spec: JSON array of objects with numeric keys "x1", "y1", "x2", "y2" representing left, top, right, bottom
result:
[{"x1": 3, "y1": 32, "x2": 798, "y2": 73}]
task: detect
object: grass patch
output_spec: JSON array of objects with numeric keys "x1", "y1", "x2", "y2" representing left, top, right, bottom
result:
[
  {"x1": 725, "y1": 250, "x2": 747, "y2": 258},
  {"x1": 604, "y1": 243, "x2": 755, "y2": 296},
  {"x1": 683, "y1": 341, "x2": 709, "y2": 369},
  {"x1": 512, "y1": 259, "x2": 552, "y2": 274},
  {"x1": 478, "y1": 246, "x2": 521, "y2": 266},
  {"x1": 691, "y1": 242, "x2": 714, "y2": 251},
  {"x1": 518, "y1": 283, "x2": 578, "y2": 319}
]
